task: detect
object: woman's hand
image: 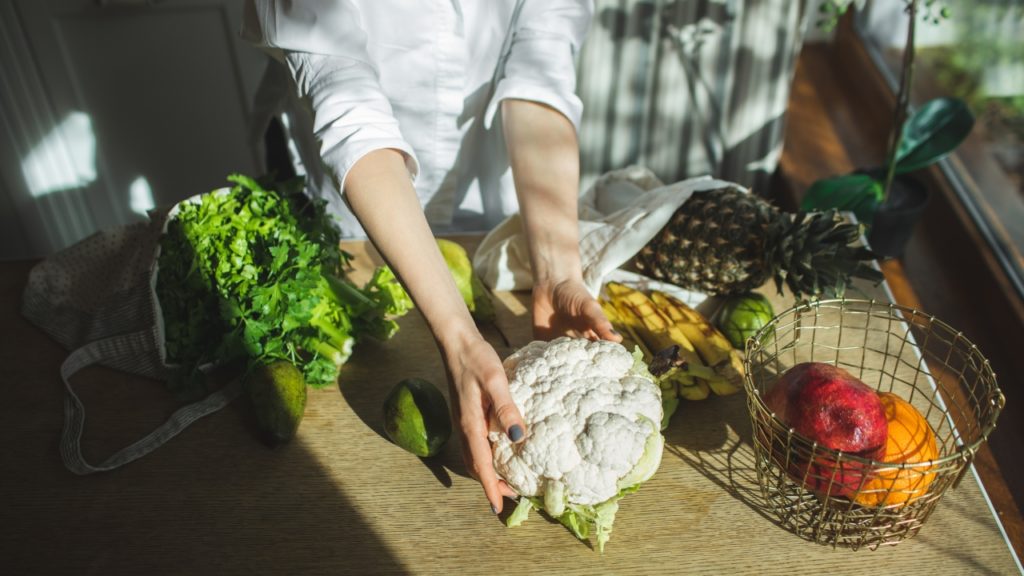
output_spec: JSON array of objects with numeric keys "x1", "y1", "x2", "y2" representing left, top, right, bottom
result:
[
  {"x1": 440, "y1": 332, "x2": 525, "y2": 511},
  {"x1": 532, "y1": 278, "x2": 621, "y2": 342}
]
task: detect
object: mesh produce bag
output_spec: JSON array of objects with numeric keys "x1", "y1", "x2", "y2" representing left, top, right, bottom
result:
[{"x1": 21, "y1": 201, "x2": 242, "y2": 474}]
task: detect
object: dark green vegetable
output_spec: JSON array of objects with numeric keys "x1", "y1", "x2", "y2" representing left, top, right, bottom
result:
[
  {"x1": 382, "y1": 377, "x2": 452, "y2": 458},
  {"x1": 713, "y1": 292, "x2": 775, "y2": 350},
  {"x1": 246, "y1": 360, "x2": 307, "y2": 446},
  {"x1": 156, "y1": 174, "x2": 412, "y2": 400}
]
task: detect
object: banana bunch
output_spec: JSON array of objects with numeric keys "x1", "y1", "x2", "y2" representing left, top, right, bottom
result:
[{"x1": 600, "y1": 282, "x2": 745, "y2": 425}]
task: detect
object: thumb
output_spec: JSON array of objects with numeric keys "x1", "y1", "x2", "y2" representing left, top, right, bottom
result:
[{"x1": 485, "y1": 377, "x2": 527, "y2": 444}]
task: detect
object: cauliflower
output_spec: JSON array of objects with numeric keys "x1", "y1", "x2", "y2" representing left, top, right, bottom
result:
[{"x1": 490, "y1": 337, "x2": 664, "y2": 551}]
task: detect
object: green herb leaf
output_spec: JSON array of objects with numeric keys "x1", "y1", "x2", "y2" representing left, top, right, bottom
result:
[{"x1": 155, "y1": 175, "x2": 413, "y2": 394}]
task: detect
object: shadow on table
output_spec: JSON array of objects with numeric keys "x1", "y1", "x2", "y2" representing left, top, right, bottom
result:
[
  {"x1": 5, "y1": 367, "x2": 413, "y2": 575},
  {"x1": 660, "y1": 374, "x2": 780, "y2": 526}
]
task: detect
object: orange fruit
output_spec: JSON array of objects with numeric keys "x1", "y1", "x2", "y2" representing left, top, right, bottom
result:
[{"x1": 853, "y1": 392, "x2": 938, "y2": 506}]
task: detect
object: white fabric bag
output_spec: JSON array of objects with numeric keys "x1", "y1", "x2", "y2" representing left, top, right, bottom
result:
[
  {"x1": 474, "y1": 166, "x2": 742, "y2": 296},
  {"x1": 21, "y1": 198, "x2": 243, "y2": 475}
]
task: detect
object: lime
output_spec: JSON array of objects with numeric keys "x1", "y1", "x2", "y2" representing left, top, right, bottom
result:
[
  {"x1": 714, "y1": 292, "x2": 776, "y2": 350},
  {"x1": 382, "y1": 378, "x2": 452, "y2": 457}
]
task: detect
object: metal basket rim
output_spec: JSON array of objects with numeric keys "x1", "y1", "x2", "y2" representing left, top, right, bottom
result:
[{"x1": 742, "y1": 297, "x2": 1004, "y2": 466}]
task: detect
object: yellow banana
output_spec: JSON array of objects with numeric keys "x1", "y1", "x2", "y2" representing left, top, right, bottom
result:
[
  {"x1": 605, "y1": 282, "x2": 730, "y2": 402},
  {"x1": 673, "y1": 373, "x2": 711, "y2": 401},
  {"x1": 604, "y1": 281, "x2": 640, "y2": 300},
  {"x1": 651, "y1": 360, "x2": 710, "y2": 402},
  {"x1": 605, "y1": 298, "x2": 656, "y2": 359},
  {"x1": 618, "y1": 300, "x2": 707, "y2": 368},
  {"x1": 705, "y1": 369, "x2": 743, "y2": 395},
  {"x1": 599, "y1": 298, "x2": 650, "y2": 359},
  {"x1": 650, "y1": 291, "x2": 731, "y2": 365},
  {"x1": 607, "y1": 283, "x2": 702, "y2": 359},
  {"x1": 650, "y1": 291, "x2": 745, "y2": 395}
]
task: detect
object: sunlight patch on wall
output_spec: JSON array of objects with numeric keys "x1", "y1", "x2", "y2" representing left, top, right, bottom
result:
[
  {"x1": 21, "y1": 111, "x2": 97, "y2": 198},
  {"x1": 129, "y1": 176, "x2": 155, "y2": 215}
]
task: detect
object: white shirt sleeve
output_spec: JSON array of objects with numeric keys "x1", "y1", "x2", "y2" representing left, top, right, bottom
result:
[
  {"x1": 285, "y1": 53, "x2": 420, "y2": 194},
  {"x1": 242, "y1": 0, "x2": 419, "y2": 194},
  {"x1": 483, "y1": 0, "x2": 595, "y2": 131}
]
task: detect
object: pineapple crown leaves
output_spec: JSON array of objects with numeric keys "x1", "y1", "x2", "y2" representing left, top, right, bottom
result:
[{"x1": 765, "y1": 209, "x2": 884, "y2": 299}]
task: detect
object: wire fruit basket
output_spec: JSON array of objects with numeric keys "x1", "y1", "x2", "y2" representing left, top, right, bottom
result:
[{"x1": 744, "y1": 299, "x2": 1004, "y2": 550}]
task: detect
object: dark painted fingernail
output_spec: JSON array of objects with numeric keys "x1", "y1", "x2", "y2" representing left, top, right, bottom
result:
[
  {"x1": 491, "y1": 504, "x2": 498, "y2": 515},
  {"x1": 610, "y1": 328, "x2": 621, "y2": 336},
  {"x1": 508, "y1": 424, "x2": 524, "y2": 442}
]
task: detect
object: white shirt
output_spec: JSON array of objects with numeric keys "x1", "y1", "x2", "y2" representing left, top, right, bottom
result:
[{"x1": 242, "y1": 0, "x2": 593, "y2": 236}]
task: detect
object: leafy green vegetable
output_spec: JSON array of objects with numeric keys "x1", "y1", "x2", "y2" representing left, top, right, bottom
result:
[
  {"x1": 506, "y1": 497, "x2": 534, "y2": 528},
  {"x1": 155, "y1": 174, "x2": 412, "y2": 399}
]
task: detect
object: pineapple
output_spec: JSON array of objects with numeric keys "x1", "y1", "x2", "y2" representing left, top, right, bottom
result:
[{"x1": 635, "y1": 186, "x2": 882, "y2": 298}]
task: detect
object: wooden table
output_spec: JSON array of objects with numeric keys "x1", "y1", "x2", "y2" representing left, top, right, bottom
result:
[{"x1": 2, "y1": 238, "x2": 1021, "y2": 575}]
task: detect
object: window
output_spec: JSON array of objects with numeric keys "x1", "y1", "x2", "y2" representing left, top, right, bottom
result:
[{"x1": 854, "y1": 0, "x2": 1024, "y2": 299}]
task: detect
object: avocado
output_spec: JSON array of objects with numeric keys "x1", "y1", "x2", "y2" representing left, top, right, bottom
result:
[
  {"x1": 469, "y1": 270, "x2": 496, "y2": 322},
  {"x1": 246, "y1": 360, "x2": 307, "y2": 446},
  {"x1": 436, "y1": 238, "x2": 496, "y2": 323},
  {"x1": 382, "y1": 377, "x2": 452, "y2": 457}
]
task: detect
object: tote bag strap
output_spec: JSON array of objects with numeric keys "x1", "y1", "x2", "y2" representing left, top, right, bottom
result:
[{"x1": 59, "y1": 329, "x2": 243, "y2": 475}]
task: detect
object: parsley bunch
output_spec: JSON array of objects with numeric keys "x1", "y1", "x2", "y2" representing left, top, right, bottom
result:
[{"x1": 155, "y1": 174, "x2": 412, "y2": 399}]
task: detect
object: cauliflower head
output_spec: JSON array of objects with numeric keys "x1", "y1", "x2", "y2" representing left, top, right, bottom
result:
[{"x1": 490, "y1": 337, "x2": 664, "y2": 551}]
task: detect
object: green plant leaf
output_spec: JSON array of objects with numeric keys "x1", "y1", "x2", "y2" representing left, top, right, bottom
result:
[
  {"x1": 894, "y1": 97, "x2": 975, "y2": 174},
  {"x1": 801, "y1": 173, "x2": 883, "y2": 224}
]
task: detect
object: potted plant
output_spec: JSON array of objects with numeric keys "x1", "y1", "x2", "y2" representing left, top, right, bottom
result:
[{"x1": 800, "y1": 0, "x2": 976, "y2": 258}]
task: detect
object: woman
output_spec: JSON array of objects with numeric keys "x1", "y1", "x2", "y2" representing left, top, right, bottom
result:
[{"x1": 242, "y1": 0, "x2": 618, "y2": 514}]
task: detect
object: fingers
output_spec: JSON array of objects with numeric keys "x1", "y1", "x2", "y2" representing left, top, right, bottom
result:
[
  {"x1": 478, "y1": 374, "x2": 527, "y2": 512},
  {"x1": 459, "y1": 407, "x2": 519, "y2": 512},
  {"x1": 463, "y1": 424, "x2": 507, "y2": 514},
  {"x1": 484, "y1": 373, "x2": 527, "y2": 445},
  {"x1": 446, "y1": 341, "x2": 524, "y2": 515},
  {"x1": 534, "y1": 280, "x2": 626, "y2": 343},
  {"x1": 583, "y1": 298, "x2": 622, "y2": 342},
  {"x1": 497, "y1": 479, "x2": 518, "y2": 499}
]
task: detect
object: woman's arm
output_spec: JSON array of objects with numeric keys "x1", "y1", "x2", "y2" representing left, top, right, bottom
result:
[
  {"x1": 501, "y1": 98, "x2": 619, "y2": 342},
  {"x1": 344, "y1": 149, "x2": 525, "y2": 514}
]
